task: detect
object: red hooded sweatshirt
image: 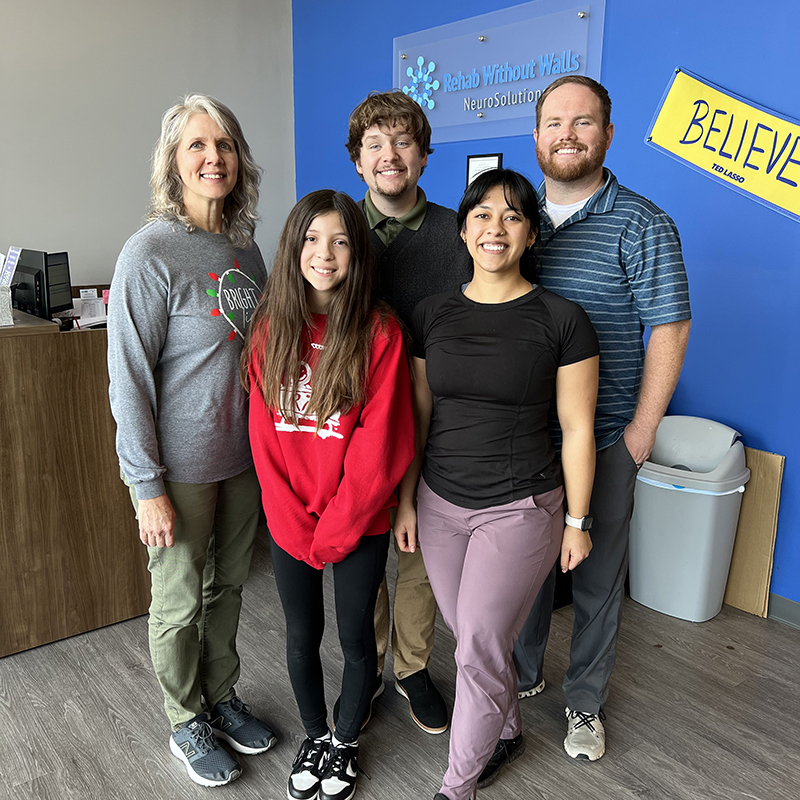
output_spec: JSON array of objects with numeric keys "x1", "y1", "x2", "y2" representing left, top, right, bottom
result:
[{"x1": 249, "y1": 313, "x2": 414, "y2": 569}]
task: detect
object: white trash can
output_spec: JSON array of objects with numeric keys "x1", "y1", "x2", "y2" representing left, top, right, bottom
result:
[{"x1": 628, "y1": 416, "x2": 751, "y2": 622}]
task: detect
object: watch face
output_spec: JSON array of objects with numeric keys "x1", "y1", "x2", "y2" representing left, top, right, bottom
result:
[{"x1": 582, "y1": 516, "x2": 594, "y2": 531}]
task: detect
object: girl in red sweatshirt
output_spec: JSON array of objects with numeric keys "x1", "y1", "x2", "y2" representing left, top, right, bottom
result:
[{"x1": 242, "y1": 189, "x2": 414, "y2": 800}]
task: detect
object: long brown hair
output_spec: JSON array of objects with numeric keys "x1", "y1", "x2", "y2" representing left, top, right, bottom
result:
[{"x1": 241, "y1": 189, "x2": 386, "y2": 431}]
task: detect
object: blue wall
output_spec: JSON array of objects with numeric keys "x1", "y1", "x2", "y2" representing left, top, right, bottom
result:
[{"x1": 292, "y1": 0, "x2": 800, "y2": 605}]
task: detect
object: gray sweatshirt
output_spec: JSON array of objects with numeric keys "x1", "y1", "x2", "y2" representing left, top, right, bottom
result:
[{"x1": 107, "y1": 219, "x2": 267, "y2": 500}]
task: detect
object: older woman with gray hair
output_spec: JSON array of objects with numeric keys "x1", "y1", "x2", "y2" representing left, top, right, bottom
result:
[{"x1": 108, "y1": 94, "x2": 275, "y2": 787}]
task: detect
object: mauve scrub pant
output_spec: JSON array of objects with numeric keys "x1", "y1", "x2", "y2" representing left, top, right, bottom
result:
[{"x1": 416, "y1": 478, "x2": 564, "y2": 800}]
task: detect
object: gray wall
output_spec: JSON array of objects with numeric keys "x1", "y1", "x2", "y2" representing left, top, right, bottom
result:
[{"x1": 0, "y1": 0, "x2": 295, "y2": 285}]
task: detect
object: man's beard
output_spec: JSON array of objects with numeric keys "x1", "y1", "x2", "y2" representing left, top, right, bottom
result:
[
  {"x1": 536, "y1": 137, "x2": 607, "y2": 182},
  {"x1": 374, "y1": 173, "x2": 411, "y2": 198}
]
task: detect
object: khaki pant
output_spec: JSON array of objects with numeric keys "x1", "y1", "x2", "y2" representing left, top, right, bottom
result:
[
  {"x1": 374, "y1": 529, "x2": 438, "y2": 680},
  {"x1": 126, "y1": 467, "x2": 261, "y2": 729}
]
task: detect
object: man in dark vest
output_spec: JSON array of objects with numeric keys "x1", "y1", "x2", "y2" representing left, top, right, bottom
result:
[{"x1": 342, "y1": 90, "x2": 472, "y2": 735}]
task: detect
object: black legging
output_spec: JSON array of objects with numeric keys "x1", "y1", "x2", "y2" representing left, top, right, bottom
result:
[{"x1": 270, "y1": 532, "x2": 390, "y2": 742}]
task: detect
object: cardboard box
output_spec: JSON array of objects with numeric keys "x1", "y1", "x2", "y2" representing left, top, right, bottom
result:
[{"x1": 723, "y1": 447, "x2": 785, "y2": 617}]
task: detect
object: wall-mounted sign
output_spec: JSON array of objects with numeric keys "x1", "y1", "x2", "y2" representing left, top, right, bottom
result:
[
  {"x1": 393, "y1": 0, "x2": 605, "y2": 144},
  {"x1": 647, "y1": 68, "x2": 800, "y2": 223}
]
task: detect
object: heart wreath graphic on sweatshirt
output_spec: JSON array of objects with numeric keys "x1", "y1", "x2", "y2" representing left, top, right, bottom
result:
[{"x1": 206, "y1": 260, "x2": 262, "y2": 341}]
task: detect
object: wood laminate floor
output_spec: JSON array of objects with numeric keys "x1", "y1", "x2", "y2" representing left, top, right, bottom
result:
[{"x1": 1, "y1": 528, "x2": 799, "y2": 800}]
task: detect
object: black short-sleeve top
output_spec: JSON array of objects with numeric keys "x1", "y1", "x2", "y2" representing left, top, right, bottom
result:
[{"x1": 411, "y1": 285, "x2": 599, "y2": 509}]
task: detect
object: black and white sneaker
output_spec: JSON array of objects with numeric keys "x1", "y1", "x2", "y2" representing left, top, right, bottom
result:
[
  {"x1": 319, "y1": 740, "x2": 360, "y2": 800},
  {"x1": 288, "y1": 735, "x2": 331, "y2": 800},
  {"x1": 517, "y1": 678, "x2": 545, "y2": 700}
]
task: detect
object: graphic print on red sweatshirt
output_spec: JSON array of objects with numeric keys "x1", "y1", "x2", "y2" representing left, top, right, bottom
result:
[{"x1": 274, "y1": 345, "x2": 343, "y2": 440}]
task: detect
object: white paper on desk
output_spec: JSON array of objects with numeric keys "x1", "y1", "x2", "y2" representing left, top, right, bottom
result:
[
  {"x1": 80, "y1": 288, "x2": 98, "y2": 299},
  {"x1": 78, "y1": 298, "x2": 108, "y2": 328},
  {"x1": 80, "y1": 298, "x2": 105, "y2": 319}
]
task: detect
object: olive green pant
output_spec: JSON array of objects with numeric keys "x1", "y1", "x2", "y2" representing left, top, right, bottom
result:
[
  {"x1": 126, "y1": 467, "x2": 261, "y2": 730},
  {"x1": 374, "y1": 531, "x2": 438, "y2": 680}
]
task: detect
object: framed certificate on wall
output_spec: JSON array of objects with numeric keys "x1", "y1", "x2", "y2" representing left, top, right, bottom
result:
[{"x1": 466, "y1": 153, "x2": 503, "y2": 186}]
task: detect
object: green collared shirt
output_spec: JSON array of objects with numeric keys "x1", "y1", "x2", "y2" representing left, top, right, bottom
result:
[{"x1": 363, "y1": 188, "x2": 428, "y2": 246}]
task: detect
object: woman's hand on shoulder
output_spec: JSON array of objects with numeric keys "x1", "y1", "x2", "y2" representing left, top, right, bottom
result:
[
  {"x1": 560, "y1": 527, "x2": 592, "y2": 572},
  {"x1": 137, "y1": 494, "x2": 176, "y2": 548},
  {"x1": 394, "y1": 501, "x2": 418, "y2": 554}
]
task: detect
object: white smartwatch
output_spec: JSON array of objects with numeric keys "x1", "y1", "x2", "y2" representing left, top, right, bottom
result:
[{"x1": 565, "y1": 512, "x2": 593, "y2": 531}]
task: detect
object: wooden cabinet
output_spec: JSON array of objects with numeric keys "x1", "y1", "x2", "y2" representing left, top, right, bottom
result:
[{"x1": 0, "y1": 313, "x2": 149, "y2": 657}]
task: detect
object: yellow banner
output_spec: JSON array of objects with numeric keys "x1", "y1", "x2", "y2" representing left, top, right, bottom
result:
[{"x1": 647, "y1": 69, "x2": 800, "y2": 221}]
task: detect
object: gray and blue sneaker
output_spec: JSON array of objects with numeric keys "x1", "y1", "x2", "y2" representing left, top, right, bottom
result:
[
  {"x1": 210, "y1": 695, "x2": 278, "y2": 755},
  {"x1": 170, "y1": 716, "x2": 241, "y2": 787}
]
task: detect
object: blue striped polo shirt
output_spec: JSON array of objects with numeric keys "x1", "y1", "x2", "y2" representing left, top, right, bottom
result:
[{"x1": 537, "y1": 169, "x2": 691, "y2": 451}]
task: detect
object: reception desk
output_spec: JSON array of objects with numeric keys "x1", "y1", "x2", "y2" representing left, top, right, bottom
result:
[{"x1": 0, "y1": 312, "x2": 150, "y2": 657}]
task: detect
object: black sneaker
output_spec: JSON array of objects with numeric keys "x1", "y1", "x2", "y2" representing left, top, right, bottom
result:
[
  {"x1": 332, "y1": 675, "x2": 384, "y2": 732},
  {"x1": 319, "y1": 741, "x2": 360, "y2": 800},
  {"x1": 288, "y1": 736, "x2": 331, "y2": 800},
  {"x1": 169, "y1": 716, "x2": 242, "y2": 787},
  {"x1": 395, "y1": 669, "x2": 448, "y2": 734},
  {"x1": 476, "y1": 733, "x2": 525, "y2": 789},
  {"x1": 210, "y1": 695, "x2": 278, "y2": 754}
]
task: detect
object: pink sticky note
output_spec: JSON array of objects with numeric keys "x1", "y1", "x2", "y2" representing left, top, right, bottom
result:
[{"x1": 103, "y1": 289, "x2": 110, "y2": 305}]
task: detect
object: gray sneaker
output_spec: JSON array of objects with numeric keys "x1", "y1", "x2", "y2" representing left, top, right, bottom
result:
[
  {"x1": 564, "y1": 707, "x2": 606, "y2": 761},
  {"x1": 210, "y1": 695, "x2": 278, "y2": 754},
  {"x1": 170, "y1": 716, "x2": 241, "y2": 786}
]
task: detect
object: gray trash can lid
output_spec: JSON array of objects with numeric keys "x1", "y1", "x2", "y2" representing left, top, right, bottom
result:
[{"x1": 638, "y1": 416, "x2": 751, "y2": 493}]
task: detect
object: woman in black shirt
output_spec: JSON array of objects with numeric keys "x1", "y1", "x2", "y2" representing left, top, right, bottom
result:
[{"x1": 396, "y1": 169, "x2": 599, "y2": 800}]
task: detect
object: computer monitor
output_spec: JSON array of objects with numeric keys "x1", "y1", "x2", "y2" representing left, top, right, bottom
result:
[{"x1": 12, "y1": 250, "x2": 74, "y2": 319}]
